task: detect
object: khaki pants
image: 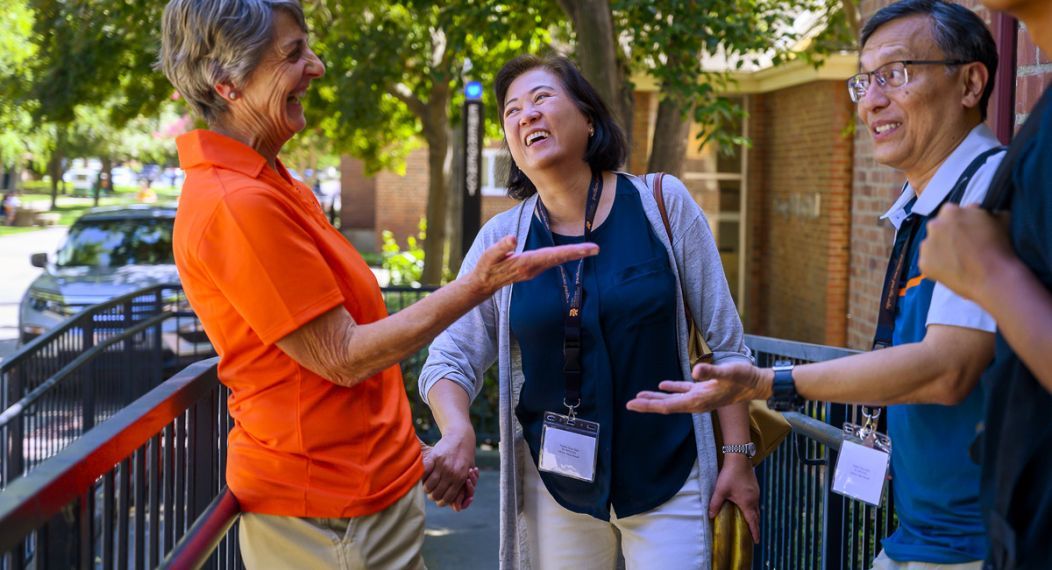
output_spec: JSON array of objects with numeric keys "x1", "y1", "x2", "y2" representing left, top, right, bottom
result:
[
  {"x1": 871, "y1": 549, "x2": 982, "y2": 570},
  {"x1": 239, "y1": 484, "x2": 426, "y2": 570}
]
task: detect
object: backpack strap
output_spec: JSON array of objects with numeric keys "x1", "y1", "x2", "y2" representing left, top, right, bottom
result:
[
  {"x1": 650, "y1": 173, "x2": 675, "y2": 246},
  {"x1": 939, "y1": 145, "x2": 1007, "y2": 212},
  {"x1": 982, "y1": 88, "x2": 1052, "y2": 211}
]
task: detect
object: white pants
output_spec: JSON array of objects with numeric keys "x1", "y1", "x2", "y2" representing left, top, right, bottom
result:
[
  {"x1": 871, "y1": 550, "x2": 982, "y2": 570},
  {"x1": 239, "y1": 484, "x2": 426, "y2": 570},
  {"x1": 524, "y1": 458, "x2": 707, "y2": 569}
]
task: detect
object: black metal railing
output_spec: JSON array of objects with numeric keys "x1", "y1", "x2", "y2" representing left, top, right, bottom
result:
[
  {"x1": 0, "y1": 289, "x2": 901, "y2": 569},
  {"x1": 0, "y1": 284, "x2": 481, "y2": 569},
  {"x1": 0, "y1": 285, "x2": 215, "y2": 488},
  {"x1": 0, "y1": 358, "x2": 234, "y2": 570},
  {"x1": 747, "y1": 334, "x2": 896, "y2": 570}
]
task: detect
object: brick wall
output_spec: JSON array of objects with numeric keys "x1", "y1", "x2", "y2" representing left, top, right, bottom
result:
[
  {"x1": 339, "y1": 156, "x2": 377, "y2": 253},
  {"x1": 847, "y1": 0, "x2": 1052, "y2": 349},
  {"x1": 744, "y1": 96, "x2": 770, "y2": 334},
  {"x1": 745, "y1": 81, "x2": 855, "y2": 345},
  {"x1": 1016, "y1": 25, "x2": 1052, "y2": 123},
  {"x1": 482, "y1": 194, "x2": 519, "y2": 223},
  {"x1": 374, "y1": 148, "x2": 430, "y2": 248},
  {"x1": 348, "y1": 147, "x2": 523, "y2": 251}
]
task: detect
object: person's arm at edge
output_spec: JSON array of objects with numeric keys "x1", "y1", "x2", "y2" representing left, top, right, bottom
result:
[
  {"x1": 791, "y1": 324, "x2": 993, "y2": 405},
  {"x1": 965, "y1": 252, "x2": 1052, "y2": 393},
  {"x1": 919, "y1": 201, "x2": 1052, "y2": 393},
  {"x1": 276, "y1": 236, "x2": 597, "y2": 387}
]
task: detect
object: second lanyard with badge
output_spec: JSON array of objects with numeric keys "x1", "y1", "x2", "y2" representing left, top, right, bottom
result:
[{"x1": 535, "y1": 171, "x2": 603, "y2": 483}]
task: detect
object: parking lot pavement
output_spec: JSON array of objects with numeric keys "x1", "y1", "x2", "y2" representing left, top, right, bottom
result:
[
  {"x1": 0, "y1": 228, "x2": 67, "y2": 358},
  {"x1": 423, "y1": 467, "x2": 500, "y2": 568}
]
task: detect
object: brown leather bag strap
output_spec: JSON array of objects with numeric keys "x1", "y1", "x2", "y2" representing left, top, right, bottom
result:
[
  {"x1": 649, "y1": 173, "x2": 696, "y2": 326},
  {"x1": 651, "y1": 173, "x2": 675, "y2": 248}
]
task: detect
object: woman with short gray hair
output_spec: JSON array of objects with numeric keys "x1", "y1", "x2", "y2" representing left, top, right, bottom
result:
[{"x1": 159, "y1": 1, "x2": 597, "y2": 567}]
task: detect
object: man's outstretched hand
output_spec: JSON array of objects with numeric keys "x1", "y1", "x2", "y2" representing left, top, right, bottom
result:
[{"x1": 627, "y1": 362, "x2": 773, "y2": 415}]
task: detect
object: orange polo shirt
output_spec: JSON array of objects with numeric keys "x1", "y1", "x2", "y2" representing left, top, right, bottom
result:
[{"x1": 173, "y1": 129, "x2": 422, "y2": 517}]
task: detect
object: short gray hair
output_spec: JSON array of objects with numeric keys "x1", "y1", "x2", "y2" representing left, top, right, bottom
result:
[{"x1": 159, "y1": 0, "x2": 307, "y2": 124}]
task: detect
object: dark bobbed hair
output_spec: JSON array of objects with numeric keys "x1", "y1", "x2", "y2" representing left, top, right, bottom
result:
[
  {"x1": 861, "y1": 0, "x2": 997, "y2": 121},
  {"x1": 494, "y1": 55, "x2": 627, "y2": 201}
]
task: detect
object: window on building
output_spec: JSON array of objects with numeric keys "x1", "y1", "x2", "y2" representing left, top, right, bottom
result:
[
  {"x1": 481, "y1": 148, "x2": 511, "y2": 197},
  {"x1": 679, "y1": 96, "x2": 748, "y2": 310}
]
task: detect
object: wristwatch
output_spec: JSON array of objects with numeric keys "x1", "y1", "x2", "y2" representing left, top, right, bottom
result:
[
  {"x1": 721, "y1": 442, "x2": 757, "y2": 459},
  {"x1": 767, "y1": 360, "x2": 804, "y2": 412}
]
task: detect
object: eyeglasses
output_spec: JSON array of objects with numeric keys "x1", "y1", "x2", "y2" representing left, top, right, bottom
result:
[{"x1": 847, "y1": 60, "x2": 972, "y2": 103}]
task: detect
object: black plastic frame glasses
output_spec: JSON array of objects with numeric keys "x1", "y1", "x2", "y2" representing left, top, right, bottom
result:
[{"x1": 847, "y1": 59, "x2": 972, "y2": 103}]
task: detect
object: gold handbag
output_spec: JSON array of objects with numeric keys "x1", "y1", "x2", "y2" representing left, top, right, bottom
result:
[{"x1": 649, "y1": 172, "x2": 791, "y2": 569}]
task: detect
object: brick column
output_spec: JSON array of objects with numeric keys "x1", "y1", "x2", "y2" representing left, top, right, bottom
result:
[{"x1": 339, "y1": 156, "x2": 379, "y2": 253}]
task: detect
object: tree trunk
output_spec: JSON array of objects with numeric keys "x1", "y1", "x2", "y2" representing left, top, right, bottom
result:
[
  {"x1": 420, "y1": 85, "x2": 451, "y2": 286},
  {"x1": 558, "y1": 0, "x2": 633, "y2": 152},
  {"x1": 842, "y1": 0, "x2": 861, "y2": 37},
  {"x1": 8, "y1": 161, "x2": 21, "y2": 192},
  {"x1": 647, "y1": 97, "x2": 692, "y2": 177},
  {"x1": 49, "y1": 153, "x2": 61, "y2": 211}
]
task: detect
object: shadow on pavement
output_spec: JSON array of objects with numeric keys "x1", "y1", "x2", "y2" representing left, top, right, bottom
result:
[{"x1": 423, "y1": 468, "x2": 499, "y2": 569}]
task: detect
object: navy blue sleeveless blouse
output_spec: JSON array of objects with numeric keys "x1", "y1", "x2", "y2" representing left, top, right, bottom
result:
[{"x1": 511, "y1": 174, "x2": 696, "y2": 520}]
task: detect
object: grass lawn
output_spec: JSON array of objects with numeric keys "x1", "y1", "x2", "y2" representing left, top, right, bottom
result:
[{"x1": 1, "y1": 182, "x2": 181, "y2": 238}]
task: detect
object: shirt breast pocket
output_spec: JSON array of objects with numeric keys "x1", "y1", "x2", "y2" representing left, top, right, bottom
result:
[{"x1": 608, "y1": 256, "x2": 677, "y2": 326}]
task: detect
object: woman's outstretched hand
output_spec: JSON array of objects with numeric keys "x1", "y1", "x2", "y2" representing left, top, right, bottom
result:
[{"x1": 465, "y1": 236, "x2": 598, "y2": 296}]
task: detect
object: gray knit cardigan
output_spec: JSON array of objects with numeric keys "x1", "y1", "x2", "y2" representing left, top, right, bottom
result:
[{"x1": 419, "y1": 172, "x2": 752, "y2": 569}]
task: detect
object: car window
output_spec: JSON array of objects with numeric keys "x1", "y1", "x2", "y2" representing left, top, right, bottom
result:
[{"x1": 55, "y1": 218, "x2": 174, "y2": 268}]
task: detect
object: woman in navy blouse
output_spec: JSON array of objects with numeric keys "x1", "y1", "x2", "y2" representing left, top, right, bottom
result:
[{"x1": 420, "y1": 55, "x2": 758, "y2": 568}]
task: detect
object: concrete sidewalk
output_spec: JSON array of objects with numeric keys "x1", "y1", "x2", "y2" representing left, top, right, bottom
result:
[
  {"x1": 0, "y1": 228, "x2": 67, "y2": 360},
  {"x1": 423, "y1": 467, "x2": 500, "y2": 568}
]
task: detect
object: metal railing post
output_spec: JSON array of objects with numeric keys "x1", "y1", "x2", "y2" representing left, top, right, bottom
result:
[
  {"x1": 154, "y1": 289, "x2": 165, "y2": 384},
  {"x1": 188, "y1": 391, "x2": 217, "y2": 525},
  {"x1": 122, "y1": 298, "x2": 135, "y2": 406},
  {"x1": 6, "y1": 365, "x2": 25, "y2": 485},
  {"x1": 82, "y1": 317, "x2": 96, "y2": 432},
  {"x1": 821, "y1": 402, "x2": 847, "y2": 570}
]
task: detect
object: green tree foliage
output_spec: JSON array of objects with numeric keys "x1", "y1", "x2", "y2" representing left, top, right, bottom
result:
[
  {"x1": 306, "y1": 0, "x2": 561, "y2": 284},
  {"x1": 611, "y1": 0, "x2": 853, "y2": 172},
  {"x1": 3, "y1": 0, "x2": 176, "y2": 203},
  {"x1": 0, "y1": 0, "x2": 48, "y2": 182},
  {"x1": 4, "y1": 0, "x2": 854, "y2": 272},
  {"x1": 24, "y1": 0, "x2": 170, "y2": 126}
]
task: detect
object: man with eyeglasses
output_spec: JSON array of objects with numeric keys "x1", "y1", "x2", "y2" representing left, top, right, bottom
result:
[{"x1": 628, "y1": 1, "x2": 1002, "y2": 568}]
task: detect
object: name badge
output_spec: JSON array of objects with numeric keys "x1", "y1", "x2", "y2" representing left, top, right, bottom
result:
[
  {"x1": 832, "y1": 421, "x2": 892, "y2": 507},
  {"x1": 538, "y1": 411, "x2": 599, "y2": 483}
]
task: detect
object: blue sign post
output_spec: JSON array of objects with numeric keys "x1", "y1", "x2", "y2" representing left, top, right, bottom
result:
[{"x1": 462, "y1": 81, "x2": 484, "y2": 256}]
